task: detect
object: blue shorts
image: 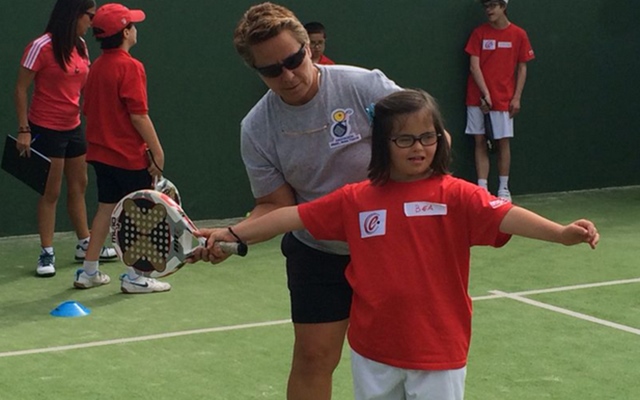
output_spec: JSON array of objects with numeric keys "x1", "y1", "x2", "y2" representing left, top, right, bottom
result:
[{"x1": 281, "y1": 233, "x2": 352, "y2": 323}]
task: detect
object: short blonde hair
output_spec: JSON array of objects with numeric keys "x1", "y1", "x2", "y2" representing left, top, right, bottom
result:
[{"x1": 233, "y1": 2, "x2": 309, "y2": 67}]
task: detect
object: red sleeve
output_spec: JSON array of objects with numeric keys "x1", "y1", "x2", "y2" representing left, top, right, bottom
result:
[
  {"x1": 464, "y1": 26, "x2": 482, "y2": 57},
  {"x1": 298, "y1": 188, "x2": 348, "y2": 242},
  {"x1": 464, "y1": 186, "x2": 513, "y2": 247},
  {"x1": 21, "y1": 40, "x2": 47, "y2": 72},
  {"x1": 120, "y1": 60, "x2": 149, "y2": 114},
  {"x1": 518, "y1": 29, "x2": 535, "y2": 62}
]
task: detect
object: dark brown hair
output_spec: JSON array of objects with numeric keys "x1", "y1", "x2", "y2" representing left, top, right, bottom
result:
[
  {"x1": 45, "y1": 0, "x2": 95, "y2": 71},
  {"x1": 368, "y1": 89, "x2": 451, "y2": 185},
  {"x1": 233, "y1": 2, "x2": 309, "y2": 67}
]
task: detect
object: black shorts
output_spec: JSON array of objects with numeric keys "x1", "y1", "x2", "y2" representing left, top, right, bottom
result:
[
  {"x1": 89, "y1": 161, "x2": 152, "y2": 204},
  {"x1": 281, "y1": 233, "x2": 352, "y2": 323},
  {"x1": 29, "y1": 122, "x2": 86, "y2": 158}
]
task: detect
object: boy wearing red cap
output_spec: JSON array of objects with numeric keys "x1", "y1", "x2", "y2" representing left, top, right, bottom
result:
[{"x1": 75, "y1": 3, "x2": 170, "y2": 294}]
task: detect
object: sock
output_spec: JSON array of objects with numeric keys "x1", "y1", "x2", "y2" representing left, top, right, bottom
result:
[
  {"x1": 498, "y1": 176, "x2": 509, "y2": 191},
  {"x1": 126, "y1": 267, "x2": 140, "y2": 281},
  {"x1": 477, "y1": 179, "x2": 488, "y2": 190},
  {"x1": 78, "y1": 236, "x2": 90, "y2": 246},
  {"x1": 83, "y1": 260, "x2": 99, "y2": 274},
  {"x1": 41, "y1": 246, "x2": 54, "y2": 255}
]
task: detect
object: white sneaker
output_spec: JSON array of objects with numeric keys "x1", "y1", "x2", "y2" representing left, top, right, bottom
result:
[
  {"x1": 497, "y1": 189, "x2": 512, "y2": 202},
  {"x1": 75, "y1": 239, "x2": 118, "y2": 262},
  {"x1": 120, "y1": 274, "x2": 171, "y2": 294},
  {"x1": 36, "y1": 251, "x2": 56, "y2": 277},
  {"x1": 74, "y1": 269, "x2": 111, "y2": 289}
]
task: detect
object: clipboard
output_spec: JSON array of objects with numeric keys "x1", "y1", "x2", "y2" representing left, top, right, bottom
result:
[{"x1": 1, "y1": 135, "x2": 51, "y2": 195}]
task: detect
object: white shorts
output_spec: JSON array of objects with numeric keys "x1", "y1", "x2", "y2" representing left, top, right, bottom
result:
[
  {"x1": 465, "y1": 106, "x2": 514, "y2": 139},
  {"x1": 350, "y1": 349, "x2": 467, "y2": 400}
]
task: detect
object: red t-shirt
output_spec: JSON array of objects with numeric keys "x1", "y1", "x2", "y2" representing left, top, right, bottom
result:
[
  {"x1": 21, "y1": 34, "x2": 90, "y2": 130},
  {"x1": 465, "y1": 23, "x2": 535, "y2": 110},
  {"x1": 317, "y1": 54, "x2": 335, "y2": 65},
  {"x1": 299, "y1": 175, "x2": 513, "y2": 370},
  {"x1": 83, "y1": 49, "x2": 149, "y2": 170}
]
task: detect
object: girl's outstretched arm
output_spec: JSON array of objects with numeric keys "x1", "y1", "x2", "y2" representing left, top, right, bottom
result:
[
  {"x1": 499, "y1": 206, "x2": 599, "y2": 249},
  {"x1": 232, "y1": 205, "x2": 304, "y2": 244}
]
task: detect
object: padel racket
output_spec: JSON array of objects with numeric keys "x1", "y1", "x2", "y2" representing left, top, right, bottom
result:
[
  {"x1": 154, "y1": 176, "x2": 181, "y2": 205},
  {"x1": 480, "y1": 98, "x2": 497, "y2": 154},
  {"x1": 111, "y1": 189, "x2": 247, "y2": 278}
]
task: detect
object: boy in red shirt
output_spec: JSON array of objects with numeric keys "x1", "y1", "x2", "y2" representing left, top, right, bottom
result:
[
  {"x1": 74, "y1": 3, "x2": 169, "y2": 294},
  {"x1": 464, "y1": 0, "x2": 534, "y2": 201},
  {"x1": 304, "y1": 22, "x2": 336, "y2": 65}
]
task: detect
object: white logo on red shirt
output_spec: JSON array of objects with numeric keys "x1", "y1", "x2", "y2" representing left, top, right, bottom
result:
[
  {"x1": 359, "y1": 210, "x2": 386, "y2": 238},
  {"x1": 489, "y1": 198, "x2": 509, "y2": 209},
  {"x1": 498, "y1": 41, "x2": 513, "y2": 48},
  {"x1": 404, "y1": 202, "x2": 447, "y2": 217},
  {"x1": 482, "y1": 39, "x2": 496, "y2": 50}
]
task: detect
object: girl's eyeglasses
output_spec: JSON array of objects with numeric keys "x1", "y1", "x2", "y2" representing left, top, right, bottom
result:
[{"x1": 390, "y1": 132, "x2": 441, "y2": 148}]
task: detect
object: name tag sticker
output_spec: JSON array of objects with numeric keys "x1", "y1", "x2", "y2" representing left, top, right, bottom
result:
[
  {"x1": 498, "y1": 41, "x2": 513, "y2": 48},
  {"x1": 404, "y1": 202, "x2": 447, "y2": 217}
]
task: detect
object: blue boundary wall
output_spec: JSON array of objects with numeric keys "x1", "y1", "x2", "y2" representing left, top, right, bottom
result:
[{"x1": 1, "y1": 0, "x2": 639, "y2": 236}]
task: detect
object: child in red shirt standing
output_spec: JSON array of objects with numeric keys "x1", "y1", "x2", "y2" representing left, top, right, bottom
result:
[
  {"x1": 464, "y1": 0, "x2": 534, "y2": 202},
  {"x1": 14, "y1": 0, "x2": 118, "y2": 278},
  {"x1": 74, "y1": 3, "x2": 170, "y2": 294},
  {"x1": 198, "y1": 89, "x2": 598, "y2": 400},
  {"x1": 304, "y1": 22, "x2": 336, "y2": 65}
]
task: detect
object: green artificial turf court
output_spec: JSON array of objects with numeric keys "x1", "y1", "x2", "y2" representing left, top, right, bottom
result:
[{"x1": 0, "y1": 186, "x2": 638, "y2": 399}]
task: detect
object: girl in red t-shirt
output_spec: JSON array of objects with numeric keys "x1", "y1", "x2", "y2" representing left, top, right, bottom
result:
[
  {"x1": 197, "y1": 89, "x2": 598, "y2": 400},
  {"x1": 14, "y1": 0, "x2": 116, "y2": 278}
]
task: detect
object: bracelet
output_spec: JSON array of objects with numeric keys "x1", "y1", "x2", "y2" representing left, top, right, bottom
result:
[
  {"x1": 227, "y1": 226, "x2": 244, "y2": 243},
  {"x1": 146, "y1": 149, "x2": 164, "y2": 174},
  {"x1": 18, "y1": 127, "x2": 31, "y2": 133}
]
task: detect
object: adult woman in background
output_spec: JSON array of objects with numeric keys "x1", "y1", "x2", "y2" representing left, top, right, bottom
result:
[{"x1": 14, "y1": 0, "x2": 115, "y2": 278}]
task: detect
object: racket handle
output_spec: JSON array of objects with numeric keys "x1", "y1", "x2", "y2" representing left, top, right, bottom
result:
[{"x1": 218, "y1": 241, "x2": 248, "y2": 257}]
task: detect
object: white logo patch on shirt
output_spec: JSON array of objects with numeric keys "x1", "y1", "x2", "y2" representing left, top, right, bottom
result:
[
  {"x1": 359, "y1": 210, "x2": 387, "y2": 238},
  {"x1": 498, "y1": 41, "x2": 513, "y2": 48},
  {"x1": 482, "y1": 39, "x2": 496, "y2": 50},
  {"x1": 489, "y1": 198, "x2": 509, "y2": 209},
  {"x1": 329, "y1": 108, "x2": 361, "y2": 148},
  {"x1": 404, "y1": 202, "x2": 447, "y2": 217}
]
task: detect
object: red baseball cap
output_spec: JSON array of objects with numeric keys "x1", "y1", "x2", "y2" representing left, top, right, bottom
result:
[{"x1": 93, "y1": 3, "x2": 146, "y2": 38}]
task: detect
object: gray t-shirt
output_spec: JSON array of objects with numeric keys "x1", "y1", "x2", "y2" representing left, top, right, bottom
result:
[{"x1": 241, "y1": 64, "x2": 400, "y2": 254}]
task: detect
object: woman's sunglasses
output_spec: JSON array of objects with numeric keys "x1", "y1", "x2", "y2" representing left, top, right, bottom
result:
[{"x1": 254, "y1": 44, "x2": 306, "y2": 78}]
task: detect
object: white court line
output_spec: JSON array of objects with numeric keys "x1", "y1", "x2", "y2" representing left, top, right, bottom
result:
[
  {"x1": 472, "y1": 277, "x2": 640, "y2": 301},
  {"x1": 1, "y1": 277, "x2": 638, "y2": 358},
  {"x1": 491, "y1": 290, "x2": 640, "y2": 336},
  {"x1": 0, "y1": 319, "x2": 291, "y2": 359}
]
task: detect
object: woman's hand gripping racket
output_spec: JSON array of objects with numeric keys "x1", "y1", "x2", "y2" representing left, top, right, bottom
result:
[{"x1": 111, "y1": 189, "x2": 247, "y2": 278}]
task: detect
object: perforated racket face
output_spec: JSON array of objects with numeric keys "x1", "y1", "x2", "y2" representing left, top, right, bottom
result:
[
  {"x1": 111, "y1": 190, "x2": 199, "y2": 278},
  {"x1": 113, "y1": 197, "x2": 172, "y2": 275}
]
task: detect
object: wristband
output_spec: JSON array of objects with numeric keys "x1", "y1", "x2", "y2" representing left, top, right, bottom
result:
[
  {"x1": 146, "y1": 149, "x2": 164, "y2": 174},
  {"x1": 18, "y1": 127, "x2": 31, "y2": 133},
  {"x1": 227, "y1": 226, "x2": 245, "y2": 243}
]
